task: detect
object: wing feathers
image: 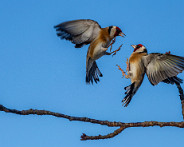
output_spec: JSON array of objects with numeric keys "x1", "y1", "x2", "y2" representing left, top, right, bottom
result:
[
  {"x1": 54, "y1": 19, "x2": 101, "y2": 48},
  {"x1": 143, "y1": 54, "x2": 184, "y2": 85}
]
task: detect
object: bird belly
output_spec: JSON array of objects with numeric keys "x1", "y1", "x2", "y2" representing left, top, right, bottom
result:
[
  {"x1": 129, "y1": 62, "x2": 145, "y2": 83},
  {"x1": 128, "y1": 53, "x2": 146, "y2": 83},
  {"x1": 104, "y1": 40, "x2": 111, "y2": 48},
  {"x1": 92, "y1": 43, "x2": 106, "y2": 60}
]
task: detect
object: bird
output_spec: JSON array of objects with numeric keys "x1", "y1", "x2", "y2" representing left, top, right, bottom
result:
[
  {"x1": 54, "y1": 19, "x2": 125, "y2": 84},
  {"x1": 117, "y1": 44, "x2": 184, "y2": 107}
]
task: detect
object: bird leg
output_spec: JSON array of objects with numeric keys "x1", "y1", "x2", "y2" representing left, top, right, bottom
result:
[
  {"x1": 126, "y1": 58, "x2": 129, "y2": 71},
  {"x1": 106, "y1": 44, "x2": 123, "y2": 56},
  {"x1": 107, "y1": 38, "x2": 116, "y2": 52},
  {"x1": 116, "y1": 64, "x2": 129, "y2": 79}
]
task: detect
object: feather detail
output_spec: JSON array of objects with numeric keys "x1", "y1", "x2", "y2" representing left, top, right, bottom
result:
[
  {"x1": 54, "y1": 19, "x2": 101, "y2": 48},
  {"x1": 143, "y1": 53, "x2": 184, "y2": 85},
  {"x1": 86, "y1": 59, "x2": 103, "y2": 84}
]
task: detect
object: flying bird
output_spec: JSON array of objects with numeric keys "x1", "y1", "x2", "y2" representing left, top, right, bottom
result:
[
  {"x1": 54, "y1": 19, "x2": 125, "y2": 84},
  {"x1": 117, "y1": 44, "x2": 184, "y2": 107}
]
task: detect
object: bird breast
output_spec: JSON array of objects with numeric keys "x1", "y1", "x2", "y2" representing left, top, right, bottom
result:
[
  {"x1": 129, "y1": 53, "x2": 146, "y2": 83},
  {"x1": 88, "y1": 29, "x2": 111, "y2": 60},
  {"x1": 90, "y1": 41, "x2": 107, "y2": 60}
]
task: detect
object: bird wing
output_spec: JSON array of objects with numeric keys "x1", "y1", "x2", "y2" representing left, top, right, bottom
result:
[
  {"x1": 54, "y1": 19, "x2": 101, "y2": 48},
  {"x1": 142, "y1": 53, "x2": 184, "y2": 85}
]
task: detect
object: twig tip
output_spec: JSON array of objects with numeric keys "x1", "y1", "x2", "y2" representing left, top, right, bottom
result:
[{"x1": 81, "y1": 133, "x2": 87, "y2": 141}]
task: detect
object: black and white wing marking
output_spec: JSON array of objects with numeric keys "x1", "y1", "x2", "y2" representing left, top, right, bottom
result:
[
  {"x1": 54, "y1": 19, "x2": 101, "y2": 48},
  {"x1": 142, "y1": 53, "x2": 184, "y2": 85}
]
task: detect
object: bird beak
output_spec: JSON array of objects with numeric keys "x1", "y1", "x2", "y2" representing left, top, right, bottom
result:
[
  {"x1": 131, "y1": 45, "x2": 136, "y2": 49},
  {"x1": 119, "y1": 32, "x2": 126, "y2": 37}
]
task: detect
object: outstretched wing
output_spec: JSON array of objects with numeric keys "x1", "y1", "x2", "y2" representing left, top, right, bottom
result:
[
  {"x1": 142, "y1": 53, "x2": 184, "y2": 85},
  {"x1": 54, "y1": 19, "x2": 101, "y2": 48}
]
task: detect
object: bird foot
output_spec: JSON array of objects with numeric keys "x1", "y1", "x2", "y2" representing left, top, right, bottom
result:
[
  {"x1": 111, "y1": 44, "x2": 123, "y2": 56},
  {"x1": 116, "y1": 64, "x2": 128, "y2": 78},
  {"x1": 108, "y1": 38, "x2": 116, "y2": 52}
]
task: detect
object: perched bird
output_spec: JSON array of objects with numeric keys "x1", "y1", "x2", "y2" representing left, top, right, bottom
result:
[
  {"x1": 117, "y1": 44, "x2": 184, "y2": 107},
  {"x1": 54, "y1": 19, "x2": 125, "y2": 84}
]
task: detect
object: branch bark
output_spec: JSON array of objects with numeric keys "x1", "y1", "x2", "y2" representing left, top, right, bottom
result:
[
  {"x1": 181, "y1": 100, "x2": 184, "y2": 119},
  {"x1": 81, "y1": 127, "x2": 126, "y2": 140},
  {"x1": 0, "y1": 104, "x2": 184, "y2": 141}
]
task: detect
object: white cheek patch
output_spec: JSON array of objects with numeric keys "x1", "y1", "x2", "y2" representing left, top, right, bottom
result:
[
  {"x1": 135, "y1": 47, "x2": 146, "y2": 53},
  {"x1": 110, "y1": 26, "x2": 116, "y2": 37}
]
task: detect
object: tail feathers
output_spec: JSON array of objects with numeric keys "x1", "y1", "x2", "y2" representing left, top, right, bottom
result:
[
  {"x1": 123, "y1": 83, "x2": 136, "y2": 107},
  {"x1": 86, "y1": 61, "x2": 103, "y2": 84},
  {"x1": 162, "y1": 76, "x2": 183, "y2": 85}
]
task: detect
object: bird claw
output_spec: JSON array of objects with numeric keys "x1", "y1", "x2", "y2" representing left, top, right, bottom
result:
[
  {"x1": 111, "y1": 44, "x2": 123, "y2": 57},
  {"x1": 109, "y1": 38, "x2": 116, "y2": 52},
  {"x1": 116, "y1": 64, "x2": 126, "y2": 78}
]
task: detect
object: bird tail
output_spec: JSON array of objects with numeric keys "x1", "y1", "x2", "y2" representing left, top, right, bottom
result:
[
  {"x1": 123, "y1": 83, "x2": 136, "y2": 107},
  {"x1": 123, "y1": 81, "x2": 143, "y2": 107},
  {"x1": 86, "y1": 59, "x2": 103, "y2": 84}
]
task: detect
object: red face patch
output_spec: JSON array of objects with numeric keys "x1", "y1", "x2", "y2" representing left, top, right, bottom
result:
[
  {"x1": 133, "y1": 44, "x2": 143, "y2": 52},
  {"x1": 114, "y1": 26, "x2": 122, "y2": 36},
  {"x1": 138, "y1": 44, "x2": 143, "y2": 47},
  {"x1": 116, "y1": 27, "x2": 122, "y2": 32}
]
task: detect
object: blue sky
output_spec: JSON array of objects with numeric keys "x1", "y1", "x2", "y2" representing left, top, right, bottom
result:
[{"x1": 0, "y1": 0, "x2": 184, "y2": 146}]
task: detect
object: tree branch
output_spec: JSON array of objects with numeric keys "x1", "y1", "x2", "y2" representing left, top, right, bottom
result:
[
  {"x1": 81, "y1": 127, "x2": 126, "y2": 140},
  {"x1": 175, "y1": 82, "x2": 184, "y2": 119},
  {"x1": 181, "y1": 100, "x2": 184, "y2": 119},
  {"x1": 0, "y1": 104, "x2": 184, "y2": 141}
]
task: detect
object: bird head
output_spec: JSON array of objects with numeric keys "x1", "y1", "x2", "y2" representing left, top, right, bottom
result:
[
  {"x1": 131, "y1": 44, "x2": 147, "y2": 53},
  {"x1": 108, "y1": 26, "x2": 126, "y2": 38}
]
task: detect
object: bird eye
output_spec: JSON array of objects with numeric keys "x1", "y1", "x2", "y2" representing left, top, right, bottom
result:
[
  {"x1": 137, "y1": 45, "x2": 140, "y2": 48},
  {"x1": 116, "y1": 27, "x2": 122, "y2": 32},
  {"x1": 137, "y1": 44, "x2": 143, "y2": 48}
]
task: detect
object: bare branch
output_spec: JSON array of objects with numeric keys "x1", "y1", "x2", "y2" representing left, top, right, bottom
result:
[
  {"x1": 0, "y1": 104, "x2": 122, "y2": 127},
  {"x1": 81, "y1": 127, "x2": 126, "y2": 140},
  {"x1": 175, "y1": 82, "x2": 184, "y2": 119},
  {"x1": 0, "y1": 104, "x2": 184, "y2": 141},
  {"x1": 182, "y1": 100, "x2": 184, "y2": 119}
]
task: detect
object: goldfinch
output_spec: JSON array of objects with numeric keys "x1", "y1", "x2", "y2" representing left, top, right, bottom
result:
[
  {"x1": 54, "y1": 19, "x2": 125, "y2": 84},
  {"x1": 117, "y1": 44, "x2": 184, "y2": 107}
]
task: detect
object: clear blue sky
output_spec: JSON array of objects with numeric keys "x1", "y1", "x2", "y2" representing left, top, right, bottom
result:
[{"x1": 0, "y1": 0, "x2": 184, "y2": 146}]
